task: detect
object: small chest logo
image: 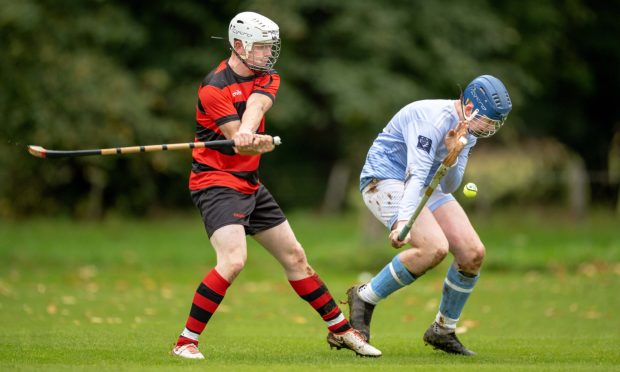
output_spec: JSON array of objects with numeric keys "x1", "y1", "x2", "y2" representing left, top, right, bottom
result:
[
  {"x1": 232, "y1": 89, "x2": 242, "y2": 97},
  {"x1": 233, "y1": 212, "x2": 246, "y2": 219},
  {"x1": 417, "y1": 135, "x2": 432, "y2": 154}
]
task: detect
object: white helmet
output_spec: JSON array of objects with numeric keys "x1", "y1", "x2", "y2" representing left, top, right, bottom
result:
[{"x1": 228, "y1": 12, "x2": 281, "y2": 72}]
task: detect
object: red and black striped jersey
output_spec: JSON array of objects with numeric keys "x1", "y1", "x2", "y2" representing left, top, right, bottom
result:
[{"x1": 189, "y1": 59, "x2": 280, "y2": 193}]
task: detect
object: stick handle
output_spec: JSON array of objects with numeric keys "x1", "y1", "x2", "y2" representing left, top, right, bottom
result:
[
  {"x1": 28, "y1": 136, "x2": 281, "y2": 159},
  {"x1": 396, "y1": 136, "x2": 466, "y2": 242},
  {"x1": 397, "y1": 163, "x2": 449, "y2": 241}
]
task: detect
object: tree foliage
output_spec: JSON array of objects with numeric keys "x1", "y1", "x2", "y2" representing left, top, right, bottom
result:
[{"x1": 0, "y1": 0, "x2": 618, "y2": 217}]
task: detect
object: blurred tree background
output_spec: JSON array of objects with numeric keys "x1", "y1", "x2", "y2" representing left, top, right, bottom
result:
[{"x1": 1, "y1": 0, "x2": 619, "y2": 218}]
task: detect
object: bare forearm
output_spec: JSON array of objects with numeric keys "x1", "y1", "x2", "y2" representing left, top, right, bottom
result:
[{"x1": 239, "y1": 102, "x2": 266, "y2": 133}]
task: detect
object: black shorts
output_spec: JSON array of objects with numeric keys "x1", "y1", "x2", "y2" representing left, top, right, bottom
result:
[{"x1": 191, "y1": 185, "x2": 287, "y2": 238}]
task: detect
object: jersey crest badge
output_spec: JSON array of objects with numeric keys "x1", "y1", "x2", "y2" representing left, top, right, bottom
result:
[{"x1": 417, "y1": 135, "x2": 432, "y2": 153}]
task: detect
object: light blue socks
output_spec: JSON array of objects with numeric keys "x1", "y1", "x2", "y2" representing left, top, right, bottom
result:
[
  {"x1": 358, "y1": 255, "x2": 416, "y2": 305},
  {"x1": 435, "y1": 264, "x2": 479, "y2": 330}
]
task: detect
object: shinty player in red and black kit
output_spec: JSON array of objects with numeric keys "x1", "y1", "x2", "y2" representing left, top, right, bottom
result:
[{"x1": 171, "y1": 11, "x2": 382, "y2": 360}]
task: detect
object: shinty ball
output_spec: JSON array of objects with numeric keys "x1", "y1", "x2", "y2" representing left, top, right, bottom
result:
[{"x1": 463, "y1": 183, "x2": 478, "y2": 198}]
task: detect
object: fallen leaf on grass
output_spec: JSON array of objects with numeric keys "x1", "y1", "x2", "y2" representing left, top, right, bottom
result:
[
  {"x1": 404, "y1": 297, "x2": 418, "y2": 306},
  {"x1": 544, "y1": 307, "x2": 557, "y2": 317},
  {"x1": 291, "y1": 315, "x2": 308, "y2": 324},
  {"x1": 525, "y1": 271, "x2": 541, "y2": 283},
  {"x1": 144, "y1": 307, "x2": 157, "y2": 316},
  {"x1": 46, "y1": 303, "x2": 57, "y2": 315},
  {"x1": 141, "y1": 277, "x2": 157, "y2": 291},
  {"x1": 78, "y1": 265, "x2": 98, "y2": 281},
  {"x1": 455, "y1": 326, "x2": 468, "y2": 334},
  {"x1": 461, "y1": 319, "x2": 479, "y2": 328},
  {"x1": 61, "y1": 296, "x2": 76, "y2": 305},
  {"x1": 0, "y1": 280, "x2": 12, "y2": 296},
  {"x1": 584, "y1": 310, "x2": 602, "y2": 319},
  {"x1": 85, "y1": 283, "x2": 99, "y2": 293},
  {"x1": 160, "y1": 287, "x2": 173, "y2": 299},
  {"x1": 424, "y1": 299, "x2": 438, "y2": 312}
]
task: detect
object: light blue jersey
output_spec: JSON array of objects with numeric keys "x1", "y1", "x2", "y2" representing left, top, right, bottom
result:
[{"x1": 360, "y1": 99, "x2": 476, "y2": 222}]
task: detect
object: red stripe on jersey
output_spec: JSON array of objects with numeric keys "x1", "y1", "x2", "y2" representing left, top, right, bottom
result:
[
  {"x1": 189, "y1": 171, "x2": 258, "y2": 194},
  {"x1": 193, "y1": 147, "x2": 259, "y2": 172},
  {"x1": 203, "y1": 269, "x2": 230, "y2": 296}
]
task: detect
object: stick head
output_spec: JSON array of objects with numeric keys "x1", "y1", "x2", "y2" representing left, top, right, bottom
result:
[{"x1": 27, "y1": 145, "x2": 47, "y2": 158}]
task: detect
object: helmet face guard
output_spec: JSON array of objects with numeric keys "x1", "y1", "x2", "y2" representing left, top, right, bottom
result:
[
  {"x1": 464, "y1": 110, "x2": 507, "y2": 138},
  {"x1": 462, "y1": 75, "x2": 512, "y2": 138},
  {"x1": 229, "y1": 12, "x2": 280, "y2": 72},
  {"x1": 243, "y1": 40, "x2": 281, "y2": 72}
]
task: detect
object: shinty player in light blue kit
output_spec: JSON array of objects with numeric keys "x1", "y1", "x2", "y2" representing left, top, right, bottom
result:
[{"x1": 346, "y1": 75, "x2": 512, "y2": 355}]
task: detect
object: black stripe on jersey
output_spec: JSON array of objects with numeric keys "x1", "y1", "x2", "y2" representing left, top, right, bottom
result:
[
  {"x1": 197, "y1": 98, "x2": 206, "y2": 114},
  {"x1": 189, "y1": 303, "x2": 214, "y2": 323},
  {"x1": 196, "y1": 123, "x2": 227, "y2": 142},
  {"x1": 202, "y1": 64, "x2": 254, "y2": 89},
  {"x1": 215, "y1": 114, "x2": 239, "y2": 126},
  {"x1": 255, "y1": 72, "x2": 275, "y2": 89},
  {"x1": 301, "y1": 286, "x2": 326, "y2": 303},
  {"x1": 195, "y1": 125, "x2": 236, "y2": 156},
  {"x1": 252, "y1": 90, "x2": 275, "y2": 103},
  {"x1": 201, "y1": 70, "x2": 217, "y2": 88},
  {"x1": 197, "y1": 282, "x2": 224, "y2": 304},
  {"x1": 192, "y1": 160, "x2": 259, "y2": 185},
  {"x1": 233, "y1": 101, "x2": 246, "y2": 118}
]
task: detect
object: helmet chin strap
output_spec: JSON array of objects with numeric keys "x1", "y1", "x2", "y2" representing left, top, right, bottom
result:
[
  {"x1": 465, "y1": 108, "x2": 479, "y2": 122},
  {"x1": 231, "y1": 47, "x2": 252, "y2": 70},
  {"x1": 231, "y1": 47, "x2": 268, "y2": 75},
  {"x1": 460, "y1": 98, "x2": 479, "y2": 122}
]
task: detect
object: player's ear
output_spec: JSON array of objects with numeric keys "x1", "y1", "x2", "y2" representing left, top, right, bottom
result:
[{"x1": 464, "y1": 101, "x2": 475, "y2": 117}]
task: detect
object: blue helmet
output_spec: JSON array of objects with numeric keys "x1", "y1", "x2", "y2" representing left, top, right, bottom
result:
[{"x1": 463, "y1": 75, "x2": 512, "y2": 137}]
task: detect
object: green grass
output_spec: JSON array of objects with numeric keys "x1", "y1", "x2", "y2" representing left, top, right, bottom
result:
[{"x1": 1, "y1": 208, "x2": 619, "y2": 371}]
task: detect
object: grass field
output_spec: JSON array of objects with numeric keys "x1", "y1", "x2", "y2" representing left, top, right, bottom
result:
[{"x1": 1, "y1": 208, "x2": 619, "y2": 371}]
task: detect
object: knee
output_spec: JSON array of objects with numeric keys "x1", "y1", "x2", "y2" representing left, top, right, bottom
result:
[
  {"x1": 219, "y1": 254, "x2": 247, "y2": 277},
  {"x1": 285, "y1": 243, "x2": 308, "y2": 271},
  {"x1": 402, "y1": 237, "x2": 449, "y2": 269},
  {"x1": 459, "y1": 242, "x2": 485, "y2": 272},
  {"x1": 429, "y1": 239, "x2": 450, "y2": 266}
]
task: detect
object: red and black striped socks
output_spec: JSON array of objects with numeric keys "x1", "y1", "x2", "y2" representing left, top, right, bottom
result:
[
  {"x1": 177, "y1": 268, "x2": 230, "y2": 346},
  {"x1": 289, "y1": 274, "x2": 352, "y2": 334}
]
